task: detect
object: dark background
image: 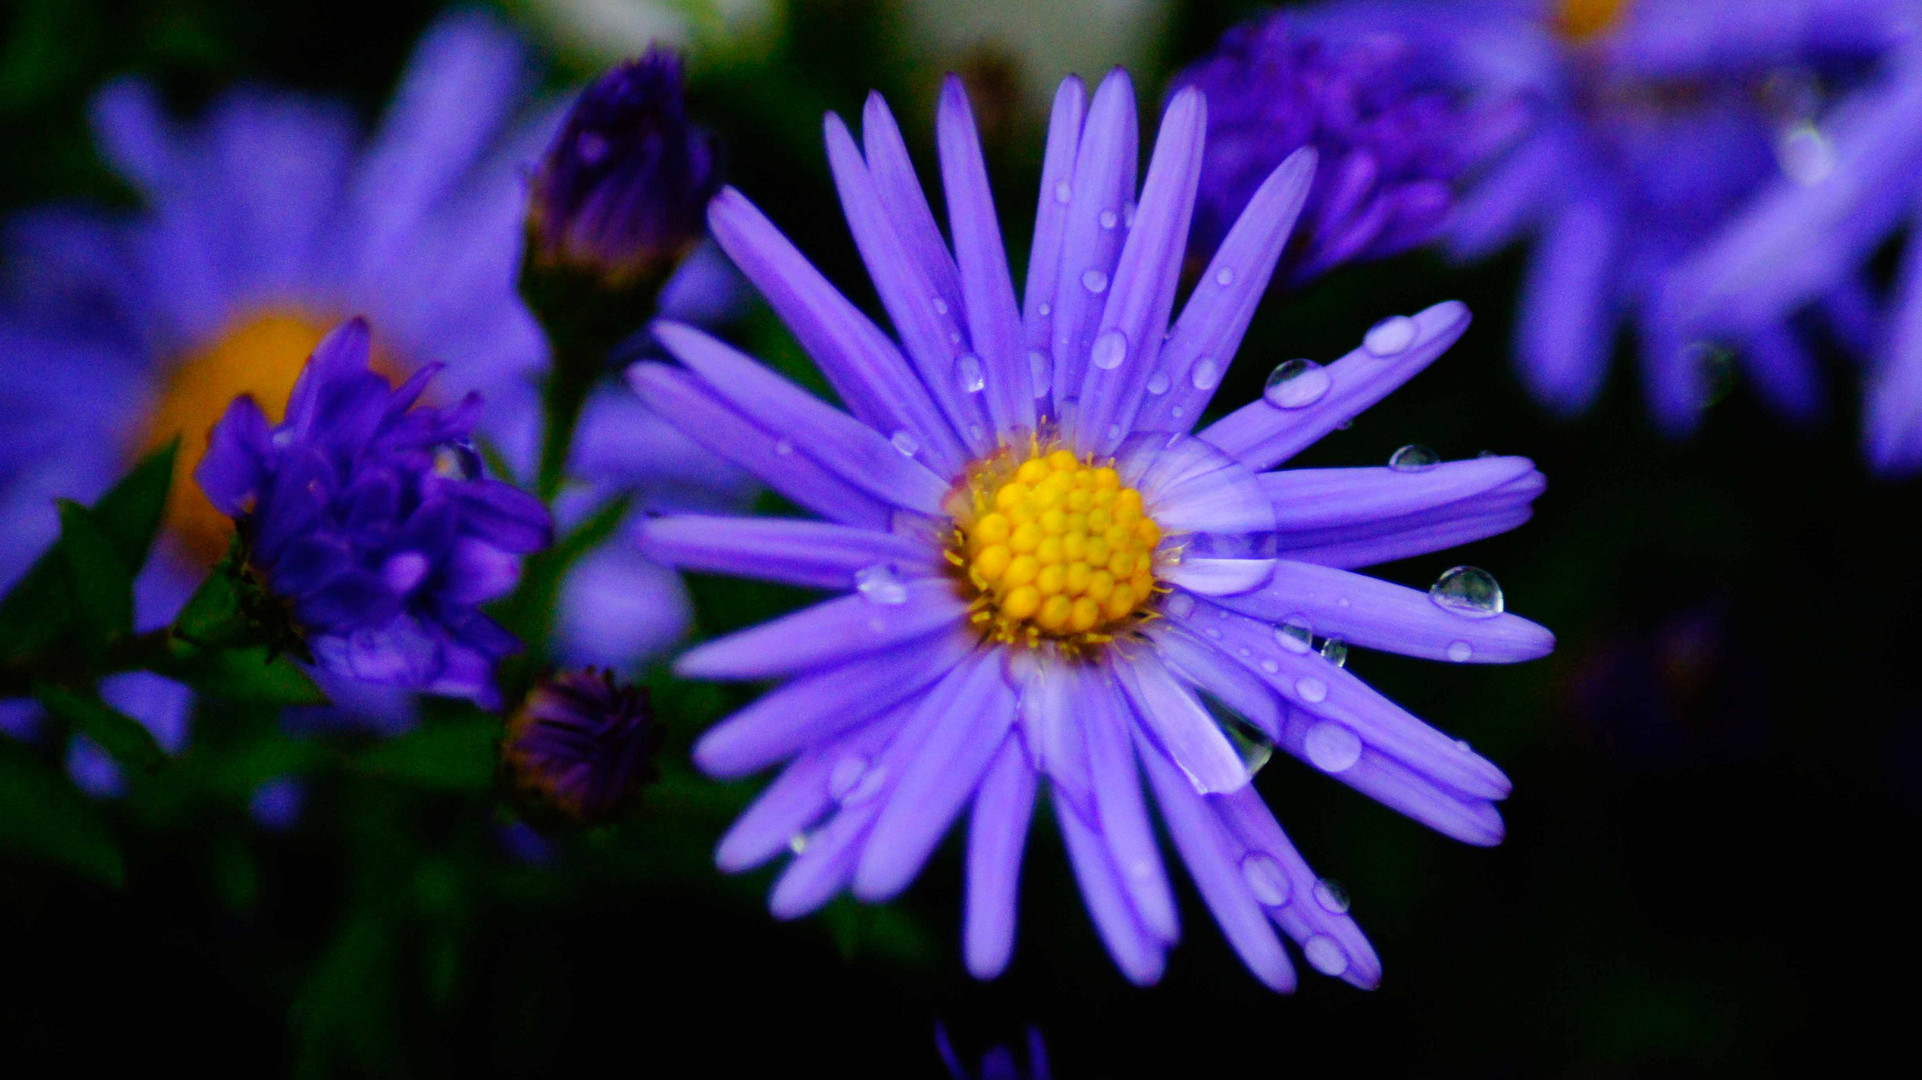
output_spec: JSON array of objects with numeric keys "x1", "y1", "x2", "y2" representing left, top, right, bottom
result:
[{"x1": 3, "y1": 0, "x2": 1918, "y2": 1074}]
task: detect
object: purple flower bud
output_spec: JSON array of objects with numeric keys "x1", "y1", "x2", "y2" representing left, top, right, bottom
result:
[
  {"x1": 1172, "y1": 12, "x2": 1512, "y2": 285},
  {"x1": 529, "y1": 48, "x2": 719, "y2": 282},
  {"x1": 194, "y1": 318, "x2": 552, "y2": 706},
  {"x1": 502, "y1": 669, "x2": 661, "y2": 824}
]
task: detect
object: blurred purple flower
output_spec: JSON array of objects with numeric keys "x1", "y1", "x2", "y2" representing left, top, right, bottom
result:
[
  {"x1": 502, "y1": 667, "x2": 661, "y2": 823},
  {"x1": 197, "y1": 318, "x2": 551, "y2": 705},
  {"x1": 530, "y1": 48, "x2": 720, "y2": 282},
  {"x1": 635, "y1": 72, "x2": 1553, "y2": 989},
  {"x1": 937, "y1": 1025, "x2": 1049, "y2": 1080},
  {"x1": 1172, "y1": 10, "x2": 1520, "y2": 286},
  {"x1": 249, "y1": 776, "x2": 307, "y2": 831},
  {"x1": 1296, "y1": 0, "x2": 1914, "y2": 429}
]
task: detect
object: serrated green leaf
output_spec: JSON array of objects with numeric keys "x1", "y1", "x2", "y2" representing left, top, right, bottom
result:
[
  {"x1": 178, "y1": 645, "x2": 327, "y2": 705},
  {"x1": 34, "y1": 684, "x2": 163, "y2": 773},
  {"x1": 89, "y1": 439, "x2": 177, "y2": 575},
  {"x1": 0, "y1": 738, "x2": 125, "y2": 886},
  {"x1": 356, "y1": 714, "x2": 499, "y2": 791},
  {"x1": 56, "y1": 499, "x2": 134, "y2": 651}
]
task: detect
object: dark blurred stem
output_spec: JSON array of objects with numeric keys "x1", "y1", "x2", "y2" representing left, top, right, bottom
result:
[{"x1": 0, "y1": 627, "x2": 176, "y2": 698}]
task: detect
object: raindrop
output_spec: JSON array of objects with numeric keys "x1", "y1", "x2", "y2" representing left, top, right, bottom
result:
[
  {"x1": 827, "y1": 755, "x2": 868, "y2": 800},
  {"x1": 1164, "y1": 592, "x2": 1196, "y2": 619},
  {"x1": 1447, "y1": 640, "x2": 1473, "y2": 663},
  {"x1": 1054, "y1": 180, "x2": 1071, "y2": 204},
  {"x1": 1205, "y1": 626, "x2": 1222, "y2": 640},
  {"x1": 1190, "y1": 358, "x2": 1221, "y2": 390},
  {"x1": 969, "y1": 424, "x2": 986, "y2": 442},
  {"x1": 948, "y1": 331, "x2": 962, "y2": 345},
  {"x1": 1319, "y1": 637, "x2": 1348, "y2": 668},
  {"x1": 956, "y1": 353, "x2": 986, "y2": 393},
  {"x1": 1107, "y1": 423, "x2": 1122, "y2": 441},
  {"x1": 1259, "y1": 658, "x2": 1279, "y2": 674},
  {"x1": 1240, "y1": 853, "x2": 1290, "y2": 907},
  {"x1": 1146, "y1": 370, "x2": 1171, "y2": 395},
  {"x1": 1429, "y1": 566, "x2": 1503, "y2": 618},
  {"x1": 1275, "y1": 620, "x2": 1313, "y2": 654},
  {"x1": 1081, "y1": 269, "x2": 1109, "y2": 294},
  {"x1": 1388, "y1": 444, "x2": 1440, "y2": 471},
  {"x1": 1454, "y1": 738, "x2": 1472, "y2": 753},
  {"x1": 1777, "y1": 122, "x2": 1835, "y2": 186},
  {"x1": 1312, "y1": 877, "x2": 1350, "y2": 914},
  {"x1": 1303, "y1": 934, "x2": 1349, "y2": 976},
  {"x1": 1037, "y1": 302, "x2": 1052, "y2": 317},
  {"x1": 1304, "y1": 722, "x2": 1362, "y2": 773},
  {"x1": 1027, "y1": 350, "x2": 1051, "y2": 397},
  {"x1": 1363, "y1": 314, "x2": 1417, "y2": 356},
  {"x1": 1263, "y1": 359, "x2": 1331, "y2": 408},
  {"x1": 789, "y1": 832, "x2": 811, "y2": 854},
  {"x1": 854, "y1": 564, "x2": 908, "y2": 605},
  {"x1": 1123, "y1": 202, "x2": 1137, "y2": 227},
  {"x1": 932, "y1": 297, "x2": 949, "y2": 316},
  {"x1": 773, "y1": 438, "x2": 794, "y2": 456},
  {"x1": 1091, "y1": 328, "x2": 1128, "y2": 370},
  {"x1": 890, "y1": 430, "x2": 919, "y2": 457},
  {"x1": 1215, "y1": 267, "x2": 1235, "y2": 287},
  {"x1": 1171, "y1": 406, "x2": 1185, "y2": 420},
  {"x1": 432, "y1": 443, "x2": 482, "y2": 480},
  {"x1": 1295, "y1": 677, "x2": 1327, "y2": 704},
  {"x1": 841, "y1": 763, "x2": 889, "y2": 805},
  {"x1": 1099, "y1": 209, "x2": 1118, "y2": 229}
]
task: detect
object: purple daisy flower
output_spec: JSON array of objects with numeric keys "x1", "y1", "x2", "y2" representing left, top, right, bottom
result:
[
  {"x1": 1171, "y1": 10, "x2": 1522, "y2": 286},
  {"x1": 631, "y1": 72, "x2": 1553, "y2": 989},
  {"x1": 501, "y1": 667, "x2": 662, "y2": 823},
  {"x1": 1295, "y1": 0, "x2": 1914, "y2": 429},
  {"x1": 196, "y1": 318, "x2": 551, "y2": 705}
]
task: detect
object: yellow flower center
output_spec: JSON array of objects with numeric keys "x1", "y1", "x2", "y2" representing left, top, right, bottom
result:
[
  {"x1": 139, "y1": 308, "x2": 335, "y2": 563},
  {"x1": 949, "y1": 446, "x2": 1162, "y2": 649},
  {"x1": 1556, "y1": 0, "x2": 1631, "y2": 42}
]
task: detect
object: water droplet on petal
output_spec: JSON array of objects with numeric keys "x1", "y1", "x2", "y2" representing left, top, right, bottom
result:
[
  {"x1": 1295, "y1": 677, "x2": 1327, "y2": 704},
  {"x1": 1363, "y1": 314, "x2": 1417, "y2": 356},
  {"x1": 1215, "y1": 267, "x2": 1235, "y2": 287},
  {"x1": 890, "y1": 430, "x2": 919, "y2": 457},
  {"x1": 843, "y1": 763, "x2": 890, "y2": 805},
  {"x1": 433, "y1": 443, "x2": 482, "y2": 480},
  {"x1": 1447, "y1": 640, "x2": 1473, "y2": 663},
  {"x1": 1081, "y1": 269, "x2": 1109, "y2": 294},
  {"x1": 1304, "y1": 934, "x2": 1349, "y2": 976},
  {"x1": 1263, "y1": 359, "x2": 1331, "y2": 408},
  {"x1": 1107, "y1": 423, "x2": 1122, "y2": 440},
  {"x1": 1091, "y1": 328, "x2": 1128, "y2": 370},
  {"x1": 854, "y1": 563, "x2": 908, "y2": 605},
  {"x1": 1037, "y1": 302, "x2": 1051, "y2": 317},
  {"x1": 1026, "y1": 350, "x2": 1051, "y2": 397},
  {"x1": 1304, "y1": 722, "x2": 1362, "y2": 772},
  {"x1": 827, "y1": 755, "x2": 868, "y2": 800},
  {"x1": 1123, "y1": 201, "x2": 1137, "y2": 227},
  {"x1": 969, "y1": 423, "x2": 985, "y2": 441},
  {"x1": 789, "y1": 831, "x2": 811, "y2": 854},
  {"x1": 773, "y1": 437, "x2": 794, "y2": 456},
  {"x1": 1146, "y1": 369, "x2": 1171, "y2": 395},
  {"x1": 1240, "y1": 853, "x2": 1290, "y2": 906},
  {"x1": 1171, "y1": 406, "x2": 1185, "y2": 420},
  {"x1": 1164, "y1": 592, "x2": 1195, "y2": 619},
  {"x1": 1276, "y1": 620, "x2": 1313, "y2": 654},
  {"x1": 1389, "y1": 444, "x2": 1440, "y2": 471},
  {"x1": 1319, "y1": 637, "x2": 1347, "y2": 668},
  {"x1": 1429, "y1": 566, "x2": 1503, "y2": 618},
  {"x1": 1312, "y1": 877, "x2": 1350, "y2": 914},
  {"x1": 932, "y1": 297, "x2": 949, "y2": 316},
  {"x1": 956, "y1": 353, "x2": 986, "y2": 393},
  {"x1": 1054, "y1": 180, "x2": 1072, "y2": 204},
  {"x1": 1259, "y1": 658, "x2": 1279, "y2": 674},
  {"x1": 1099, "y1": 209, "x2": 1118, "y2": 229},
  {"x1": 1190, "y1": 358, "x2": 1220, "y2": 390}
]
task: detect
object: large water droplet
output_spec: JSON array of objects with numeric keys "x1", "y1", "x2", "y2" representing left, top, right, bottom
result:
[
  {"x1": 956, "y1": 353, "x2": 986, "y2": 393},
  {"x1": 844, "y1": 762, "x2": 890, "y2": 805},
  {"x1": 827, "y1": 755, "x2": 868, "y2": 800},
  {"x1": 1099, "y1": 209, "x2": 1118, "y2": 229},
  {"x1": 854, "y1": 564, "x2": 907, "y2": 605},
  {"x1": 1263, "y1": 359, "x2": 1331, "y2": 408},
  {"x1": 1190, "y1": 358, "x2": 1220, "y2": 390},
  {"x1": 1081, "y1": 269, "x2": 1109, "y2": 294},
  {"x1": 1303, "y1": 934, "x2": 1349, "y2": 976},
  {"x1": 1363, "y1": 314, "x2": 1417, "y2": 356},
  {"x1": 1053, "y1": 180, "x2": 1071, "y2": 204},
  {"x1": 1304, "y1": 722, "x2": 1362, "y2": 773},
  {"x1": 1240, "y1": 853, "x2": 1290, "y2": 907},
  {"x1": 1312, "y1": 877, "x2": 1350, "y2": 913},
  {"x1": 1447, "y1": 640, "x2": 1473, "y2": 663},
  {"x1": 1091, "y1": 328, "x2": 1128, "y2": 370},
  {"x1": 1164, "y1": 592, "x2": 1195, "y2": 619},
  {"x1": 1318, "y1": 637, "x2": 1347, "y2": 669},
  {"x1": 1215, "y1": 267, "x2": 1235, "y2": 287},
  {"x1": 1388, "y1": 444, "x2": 1440, "y2": 471},
  {"x1": 1146, "y1": 370, "x2": 1171, "y2": 395},
  {"x1": 1275, "y1": 620, "x2": 1313, "y2": 654},
  {"x1": 1429, "y1": 566, "x2": 1504, "y2": 618},
  {"x1": 1027, "y1": 350, "x2": 1051, "y2": 397},
  {"x1": 889, "y1": 430, "x2": 919, "y2": 457},
  {"x1": 1295, "y1": 677, "x2": 1327, "y2": 704}
]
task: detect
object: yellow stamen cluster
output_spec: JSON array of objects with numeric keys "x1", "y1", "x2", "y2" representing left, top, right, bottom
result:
[
  {"x1": 952, "y1": 447, "x2": 1162, "y2": 647},
  {"x1": 1555, "y1": 0, "x2": 1630, "y2": 41}
]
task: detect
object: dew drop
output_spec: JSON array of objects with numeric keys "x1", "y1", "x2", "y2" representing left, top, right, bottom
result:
[
  {"x1": 1215, "y1": 267, "x2": 1235, "y2": 287},
  {"x1": 969, "y1": 423, "x2": 986, "y2": 442},
  {"x1": 1303, "y1": 934, "x2": 1349, "y2": 976},
  {"x1": 1454, "y1": 738, "x2": 1472, "y2": 753},
  {"x1": 1099, "y1": 209, "x2": 1118, "y2": 229},
  {"x1": 432, "y1": 443, "x2": 482, "y2": 480},
  {"x1": 1123, "y1": 202, "x2": 1137, "y2": 227},
  {"x1": 956, "y1": 353, "x2": 986, "y2": 393},
  {"x1": 789, "y1": 831, "x2": 812, "y2": 854},
  {"x1": 1081, "y1": 269, "x2": 1109, "y2": 293},
  {"x1": 1295, "y1": 676, "x2": 1327, "y2": 704},
  {"x1": 1205, "y1": 626, "x2": 1222, "y2": 640},
  {"x1": 1171, "y1": 406, "x2": 1185, "y2": 419},
  {"x1": 932, "y1": 297, "x2": 949, "y2": 316},
  {"x1": 844, "y1": 763, "x2": 890, "y2": 805},
  {"x1": 1318, "y1": 637, "x2": 1348, "y2": 669},
  {"x1": 948, "y1": 331, "x2": 962, "y2": 345},
  {"x1": 1275, "y1": 620, "x2": 1313, "y2": 654},
  {"x1": 1027, "y1": 350, "x2": 1051, "y2": 397},
  {"x1": 1146, "y1": 370, "x2": 1171, "y2": 395},
  {"x1": 1312, "y1": 877, "x2": 1350, "y2": 914},
  {"x1": 854, "y1": 563, "x2": 907, "y2": 605},
  {"x1": 1037, "y1": 302, "x2": 1052, "y2": 317},
  {"x1": 1447, "y1": 640, "x2": 1473, "y2": 663},
  {"x1": 1429, "y1": 566, "x2": 1504, "y2": 618},
  {"x1": 1091, "y1": 328, "x2": 1128, "y2": 370},
  {"x1": 1107, "y1": 423, "x2": 1122, "y2": 441},
  {"x1": 1388, "y1": 443, "x2": 1439, "y2": 471},
  {"x1": 1190, "y1": 358, "x2": 1221, "y2": 390},
  {"x1": 827, "y1": 755, "x2": 868, "y2": 800},
  {"x1": 1053, "y1": 180, "x2": 1071, "y2": 204},
  {"x1": 1304, "y1": 722, "x2": 1362, "y2": 772},
  {"x1": 889, "y1": 430, "x2": 919, "y2": 457},
  {"x1": 1363, "y1": 314, "x2": 1417, "y2": 356},
  {"x1": 1259, "y1": 658, "x2": 1279, "y2": 674},
  {"x1": 1263, "y1": 359, "x2": 1331, "y2": 408},
  {"x1": 1164, "y1": 592, "x2": 1195, "y2": 619},
  {"x1": 1240, "y1": 853, "x2": 1291, "y2": 906},
  {"x1": 773, "y1": 437, "x2": 794, "y2": 456}
]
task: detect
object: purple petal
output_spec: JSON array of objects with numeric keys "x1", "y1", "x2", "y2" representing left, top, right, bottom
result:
[
  {"x1": 1261, "y1": 456, "x2": 1541, "y2": 531},
  {"x1": 1022, "y1": 77, "x2": 1087, "y2": 366},
  {"x1": 1053, "y1": 787, "x2": 1165, "y2": 986},
  {"x1": 1147, "y1": 623, "x2": 1284, "y2": 740},
  {"x1": 636, "y1": 514, "x2": 941, "y2": 590},
  {"x1": 1161, "y1": 559, "x2": 1276, "y2": 598},
  {"x1": 675, "y1": 579, "x2": 970, "y2": 681},
  {"x1": 1049, "y1": 70, "x2": 1138, "y2": 411},
  {"x1": 1083, "y1": 664, "x2": 1180, "y2": 943},
  {"x1": 716, "y1": 704, "x2": 910, "y2": 872},
  {"x1": 1275, "y1": 503, "x2": 1536, "y2": 570},
  {"x1": 965, "y1": 735, "x2": 1038, "y2": 979},
  {"x1": 861, "y1": 92, "x2": 966, "y2": 328},
  {"x1": 1112, "y1": 650, "x2": 1249, "y2": 796},
  {"x1": 1516, "y1": 194, "x2": 1619, "y2": 415}
]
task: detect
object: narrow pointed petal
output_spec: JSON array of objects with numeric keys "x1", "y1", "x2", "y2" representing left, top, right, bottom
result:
[
  {"x1": 1050, "y1": 70, "x2": 1138, "y2": 415},
  {"x1": 1161, "y1": 559, "x2": 1275, "y2": 598},
  {"x1": 1024, "y1": 77, "x2": 1087, "y2": 367},
  {"x1": 1215, "y1": 787, "x2": 1382, "y2": 989},
  {"x1": 1054, "y1": 788, "x2": 1166, "y2": 986},
  {"x1": 1270, "y1": 705, "x2": 1507, "y2": 846},
  {"x1": 1276, "y1": 504, "x2": 1536, "y2": 570},
  {"x1": 965, "y1": 735, "x2": 1038, "y2": 979},
  {"x1": 1868, "y1": 198, "x2": 1922, "y2": 474},
  {"x1": 716, "y1": 706, "x2": 910, "y2": 871},
  {"x1": 1516, "y1": 195, "x2": 1619, "y2": 415},
  {"x1": 1113, "y1": 651, "x2": 1250, "y2": 795},
  {"x1": 1739, "y1": 322, "x2": 1825, "y2": 424},
  {"x1": 676, "y1": 580, "x2": 971, "y2": 680},
  {"x1": 1148, "y1": 623, "x2": 1284, "y2": 740},
  {"x1": 861, "y1": 91, "x2": 965, "y2": 322},
  {"x1": 1084, "y1": 665, "x2": 1180, "y2": 943},
  {"x1": 636, "y1": 515, "x2": 939, "y2": 591},
  {"x1": 1447, "y1": 131, "x2": 1561, "y2": 261},
  {"x1": 769, "y1": 797, "x2": 878, "y2": 918},
  {"x1": 1260, "y1": 456, "x2": 1542, "y2": 532},
  {"x1": 1017, "y1": 660, "x2": 1095, "y2": 822}
]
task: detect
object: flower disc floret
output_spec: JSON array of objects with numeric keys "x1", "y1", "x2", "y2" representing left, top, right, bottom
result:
[{"x1": 951, "y1": 446, "x2": 1162, "y2": 645}]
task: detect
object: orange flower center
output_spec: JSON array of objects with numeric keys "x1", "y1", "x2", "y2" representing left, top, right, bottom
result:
[{"x1": 1556, "y1": 0, "x2": 1632, "y2": 42}]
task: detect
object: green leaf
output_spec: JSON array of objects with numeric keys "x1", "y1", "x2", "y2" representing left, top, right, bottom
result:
[
  {"x1": 34, "y1": 684, "x2": 163, "y2": 773},
  {"x1": 89, "y1": 439, "x2": 177, "y2": 575},
  {"x1": 0, "y1": 552, "x2": 73, "y2": 662},
  {"x1": 56, "y1": 499, "x2": 134, "y2": 651},
  {"x1": 170, "y1": 538, "x2": 247, "y2": 648},
  {"x1": 292, "y1": 906, "x2": 400, "y2": 1076},
  {"x1": 356, "y1": 713, "x2": 499, "y2": 791},
  {"x1": 176, "y1": 645, "x2": 327, "y2": 705},
  {"x1": 0, "y1": 739, "x2": 125, "y2": 886}
]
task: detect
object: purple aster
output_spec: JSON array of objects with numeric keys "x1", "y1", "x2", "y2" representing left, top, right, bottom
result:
[
  {"x1": 529, "y1": 47, "x2": 720, "y2": 282},
  {"x1": 937, "y1": 1025, "x2": 1049, "y2": 1080},
  {"x1": 1295, "y1": 0, "x2": 1915, "y2": 429},
  {"x1": 631, "y1": 72, "x2": 1553, "y2": 989},
  {"x1": 195, "y1": 318, "x2": 551, "y2": 706},
  {"x1": 501, "y1": 667, "x2": 661, "y2": 823},
  {"x1": 1171, "y1": 10, "x2": 1521, "y2": 286}
]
